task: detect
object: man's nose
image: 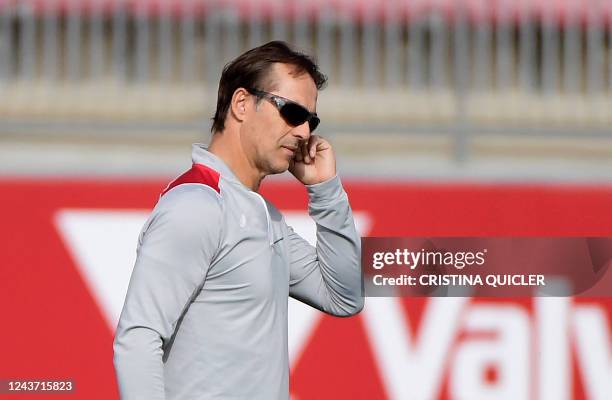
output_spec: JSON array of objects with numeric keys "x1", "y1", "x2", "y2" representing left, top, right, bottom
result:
[{"x1": 292, "y1": 122, "x2": 311, "y2": 141}]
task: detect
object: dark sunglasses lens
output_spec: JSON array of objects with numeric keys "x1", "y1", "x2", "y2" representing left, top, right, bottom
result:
[
  {"x1": 280, "y1": 103, "x2": 310, "y2": 127},
  {"x1": 309, "y1": 116, "x2": 320, "y2": 132}
]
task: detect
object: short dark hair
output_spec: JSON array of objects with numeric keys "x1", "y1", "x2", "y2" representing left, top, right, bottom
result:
[{"x1": 211, "y1": 41, "x2": 327, "y2": 133}]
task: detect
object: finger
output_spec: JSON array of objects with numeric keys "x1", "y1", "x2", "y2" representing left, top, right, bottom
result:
[{"x1": 308, "y1": 135, "x2": 319, "y2": 159}]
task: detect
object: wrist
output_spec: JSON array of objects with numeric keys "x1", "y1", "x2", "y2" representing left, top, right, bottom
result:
[{"x1": 306, "y1": 175, "x2": 344, "y2": 205}]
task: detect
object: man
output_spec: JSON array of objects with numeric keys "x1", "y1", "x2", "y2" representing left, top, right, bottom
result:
[{"x1": 113, "y1": 41, "x2": 363, "y2": 400}]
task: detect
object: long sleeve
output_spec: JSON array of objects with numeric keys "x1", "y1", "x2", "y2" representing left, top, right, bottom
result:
[
  {"x1": 113, "y1": 185, "x2": 222, "y2": 400},
  {"x1": 288, "y1": 175, "x2": 364, "y2": 316}
]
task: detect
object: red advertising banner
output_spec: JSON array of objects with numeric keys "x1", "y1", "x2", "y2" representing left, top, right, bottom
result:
[{"x1": 1, "y1": 177, "x2": 612, "y2": 399}]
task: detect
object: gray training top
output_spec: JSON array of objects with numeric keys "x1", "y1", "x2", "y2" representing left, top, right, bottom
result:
[{"x1": 113, "y1": 144, "x2": 364, "y2": 400}]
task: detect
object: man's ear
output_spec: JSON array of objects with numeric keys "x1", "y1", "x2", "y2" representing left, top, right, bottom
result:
[{"x1": 229, "y1": 88, "x2": 249, "y2": 123}]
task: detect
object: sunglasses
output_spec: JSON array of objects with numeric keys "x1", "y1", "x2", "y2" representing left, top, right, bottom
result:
[{"x1": 247, "y1": 88, "x2": 320, "y2": 133}]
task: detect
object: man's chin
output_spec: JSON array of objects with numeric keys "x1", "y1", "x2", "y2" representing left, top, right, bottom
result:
[
  {"x1": 271, "y1": 164, "x2": 290, "y2": 175},
  {"x1": 265, "y1": 159, "x2": 290, "y2": 176}
]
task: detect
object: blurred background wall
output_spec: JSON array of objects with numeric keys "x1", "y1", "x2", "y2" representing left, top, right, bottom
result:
[{"x1": 1, "y1": 0, "x2": 611, "y2": 179}]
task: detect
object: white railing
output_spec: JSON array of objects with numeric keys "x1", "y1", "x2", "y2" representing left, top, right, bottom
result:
[{"x1": 0, "y1": 0, "x2": 611, "y2": 132}]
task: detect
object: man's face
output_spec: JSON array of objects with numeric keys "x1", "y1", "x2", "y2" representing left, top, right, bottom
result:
[{"x1": 241, "y1": 63, "x2": 318, "y2": 176}]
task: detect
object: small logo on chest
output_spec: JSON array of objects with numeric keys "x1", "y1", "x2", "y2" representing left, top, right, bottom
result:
[{"x1": 239, "y1": 214, "x2": 247, "y2": 228}]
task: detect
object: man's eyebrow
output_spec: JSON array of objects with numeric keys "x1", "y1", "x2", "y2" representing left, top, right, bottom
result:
[
  {"x1": 303, "y1": 101, "x2": 316, "y2": 114},
  {"x1": 278, "y1": 93, "x2": 315, "y2": 113}
]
